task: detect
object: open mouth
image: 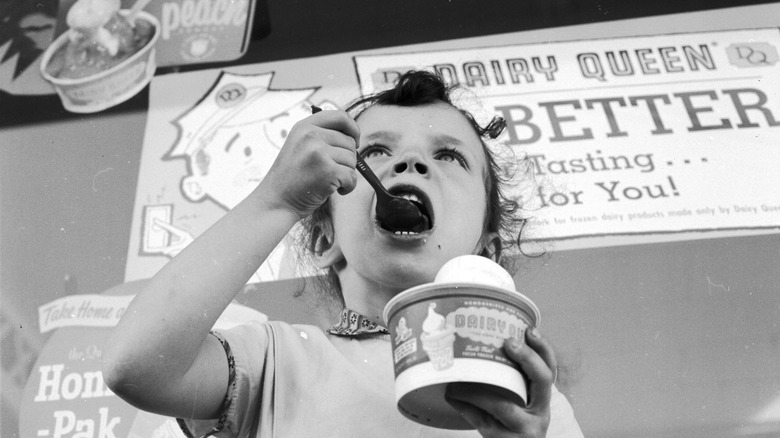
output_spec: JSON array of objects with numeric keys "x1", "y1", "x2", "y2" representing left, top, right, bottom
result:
[{"x1": 378, "y1": 186, "x2": 434, "y2": 234}]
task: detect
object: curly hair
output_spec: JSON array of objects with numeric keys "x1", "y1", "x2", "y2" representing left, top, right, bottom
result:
[{"x1": 298, "y1": 70, "x2": 530, "y2": 301}]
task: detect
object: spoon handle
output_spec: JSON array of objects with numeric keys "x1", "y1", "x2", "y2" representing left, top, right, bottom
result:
[{"x1": 355, "y1": 153, "x2": 391, "y2": 201}]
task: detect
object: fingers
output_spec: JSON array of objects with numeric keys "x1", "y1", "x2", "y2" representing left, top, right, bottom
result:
[
  {"x1": 310, "y1": 126, "x2": 357, "y2": 166},
  {"x1": 307, "y1": 109, "x2": 360, "y2": 196},
  {"x1": 309, "y1": 107, "x2": 361, "y2": 150},
  {"x1": 281, "y1": 110, "x2": 358, "y2": 185},
  {"x1": 260, "y1": 108, "x2": 361, "y2": 216},
  {"x1": 445, "y1": 394, "x2": 509, "y2": 437},
  {"x1": 524, "y1": 328, "x2": 557, "y2": 385},
  {"x1": 335, "y1": 158, "x2": 358, "y2": 195},
  {"x1": 446, "y1": 383, "x2": 529, "y2": 434},
  {"x1": 443, "y1": 330, "x2": 557, "y2": 436},
  {"x1": 504, "y1": 329, "x2": 556, "y2": 412},
  {"x1": 310, "y1": 128, "x2": 357, "y2": 195},
  {"x1": 445, "y1": 329, "x2": 557, "y2": 411}
]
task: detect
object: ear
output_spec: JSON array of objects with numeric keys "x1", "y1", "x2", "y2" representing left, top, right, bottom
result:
[
  {"x1": 310, "y1": 223, "x2": 344, "y2": 269},
  {"x1": 476, "y1": 233, "x2": 502, "y2": 264}
]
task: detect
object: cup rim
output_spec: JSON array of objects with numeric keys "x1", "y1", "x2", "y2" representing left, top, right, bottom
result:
[
  {"x1": 383, "y1": 282, "x2": 541, "y2": 327},
  {"x1": 39, "y1": 10, "x2": 160, "y2": 85}
]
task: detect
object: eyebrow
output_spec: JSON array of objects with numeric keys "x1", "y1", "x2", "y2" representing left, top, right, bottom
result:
[
  {"x1": 363, "y1": 131, "x2": 400, "y2": 144},
  {"x1": 431, "y1": 134, "x2": 467, "y2": 149},
  {"x1": 363, "y1": 131, "x2": 468, "y2": 149}
]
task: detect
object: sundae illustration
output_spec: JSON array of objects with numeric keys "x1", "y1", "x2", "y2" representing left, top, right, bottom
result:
[
  {"x1": 420, "y1": 303, "x2": 456, "y2": 371},
  {"x1": 38, "y1": 0, "x2": 160, "y2": 112},
  {"x1": 44, "y1": 0, "x2": 155, "y2": 79}
]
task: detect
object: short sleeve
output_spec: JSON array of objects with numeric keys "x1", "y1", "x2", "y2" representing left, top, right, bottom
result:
[
  {"x1": 177, "y1": 322, "x2": 275, "y2": 438},
  {"x1": 547, "y1": 385, "x2": 585, "y2": 438}
]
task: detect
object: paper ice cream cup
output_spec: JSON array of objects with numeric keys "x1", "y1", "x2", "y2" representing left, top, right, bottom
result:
[
  {"x1": 383, "y1": 255, "x2": 540, "y2": 430},
  {"x1": 39, "y1": 11, "x2": 160, "y2": 113}
]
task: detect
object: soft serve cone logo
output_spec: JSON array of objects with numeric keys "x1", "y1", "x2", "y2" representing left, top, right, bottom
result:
[{"x1": 420, "y1": 303, "x2": 456, "y2": 371}]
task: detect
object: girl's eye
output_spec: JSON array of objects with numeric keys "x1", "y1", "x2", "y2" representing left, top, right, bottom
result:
[
  {"x1": 435, "y1": 148, "x2": 469, "y2": 169},
  {"x1": 360, "y1": 145, "x2": 390, "y2": 159}
]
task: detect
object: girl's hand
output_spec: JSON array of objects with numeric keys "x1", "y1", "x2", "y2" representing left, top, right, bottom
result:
[
  {"x1": 257, "y1": 109, "x2": 360, "y2": 219},
  {"x1": 445, "y1": 329, "x2": 557, "y2": 438}
]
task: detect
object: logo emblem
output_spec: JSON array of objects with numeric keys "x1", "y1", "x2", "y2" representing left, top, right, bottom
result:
[
  {"x1": 727, "y1": 43, "x2": 779, "y2": 67},
  {"x1": 215, "y1": 83, "x2": 247, "y2": 108}
]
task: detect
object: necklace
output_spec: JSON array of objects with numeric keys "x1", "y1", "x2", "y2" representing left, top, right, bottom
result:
[{"x1": 327, "y1": 308, "x2": 389, "y2": 336}]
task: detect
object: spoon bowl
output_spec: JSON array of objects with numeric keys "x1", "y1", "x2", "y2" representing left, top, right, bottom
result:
[{"x1": 355, "y1": 154, "x2": 430, "y2": 233}]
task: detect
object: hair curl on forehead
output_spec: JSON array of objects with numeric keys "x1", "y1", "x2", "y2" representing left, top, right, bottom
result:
[{"x1": 297, "y1": 70, "x2": 530, "y2": 299}]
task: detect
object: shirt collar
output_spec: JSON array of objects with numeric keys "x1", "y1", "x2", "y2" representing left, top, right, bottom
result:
[{"x1": 327, "y1": 308, "x2": 389, "y2": 336}]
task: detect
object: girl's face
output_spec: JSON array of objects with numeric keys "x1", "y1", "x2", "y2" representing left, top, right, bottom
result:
[{"x1": 328, "y1": 103, "x2": 491, "y2": 292}]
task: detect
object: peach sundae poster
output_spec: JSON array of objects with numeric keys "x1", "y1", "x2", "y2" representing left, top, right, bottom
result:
[{"x1": 126, "y1": 28, "x2": 780, "y2": 283}]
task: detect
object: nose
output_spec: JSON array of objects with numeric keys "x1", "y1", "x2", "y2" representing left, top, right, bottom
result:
[{"x1": 392, "y1": 152, "x2": 429, "y2": 175}]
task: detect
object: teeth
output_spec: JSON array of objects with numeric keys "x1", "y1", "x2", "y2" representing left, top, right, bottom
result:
[
  {"x1": 394, "y1": 231, "x2": 419, "y2": 235},
  {"x1": 399, "y1": 193, "x2": 421, "y2": 203}
]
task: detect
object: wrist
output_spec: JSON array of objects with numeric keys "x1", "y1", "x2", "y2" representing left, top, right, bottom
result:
[{"x1": 247, "y1": 181, "x2": 308, "y2": 223}]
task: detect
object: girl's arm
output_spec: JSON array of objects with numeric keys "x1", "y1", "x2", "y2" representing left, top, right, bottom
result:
[{"x1": 102, "y1": 110, "x2": 359, "y2": 419}]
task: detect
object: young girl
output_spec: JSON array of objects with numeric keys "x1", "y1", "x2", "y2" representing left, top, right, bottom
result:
[{"x1": 103, "y1": 71, "x2": 583, "y2": 437}]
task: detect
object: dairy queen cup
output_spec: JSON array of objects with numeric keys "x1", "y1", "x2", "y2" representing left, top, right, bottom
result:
[{"x1": 383, "y1": 255, "x2": 541, "y2": 430}]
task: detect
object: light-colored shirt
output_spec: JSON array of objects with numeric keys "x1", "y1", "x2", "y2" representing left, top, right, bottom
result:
[{"x1": 179, "y1": 320, "x2": 584, "y2": 438}]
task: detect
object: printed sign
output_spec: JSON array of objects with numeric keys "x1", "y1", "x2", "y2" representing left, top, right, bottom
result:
[
  {"x1": 354, "y1": 29, "x2": 780, "y2": 241},
  {"x1": 52, "y1": 0, "x2": 257, "y2": 68},
  {"x1": 127, "y1": 28, "x2": 780, "y2": 284},
  {"x1": 19, "y1": 326, "x2": 168, "y2": 438},
  {"x1": 20, "y1": 294, "x2": 266, "y2": 438},
  {"x1": 38, "y1": 295, "x2": 134, "y2": 333},
  {"x1": 145, "y1": 0, "x2": 256, "y2": 65}
]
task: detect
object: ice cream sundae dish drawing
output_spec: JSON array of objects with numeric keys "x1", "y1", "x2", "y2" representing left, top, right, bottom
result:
[
  {"x1": 40, "y1": 0, "x2": 160, "y2": 112},
  {"x1": 51, "y1": 0, "x2": 149, "y2": 78},
  {"x1": 419, "y1": 303, "x2": 456, "y2": 371}
]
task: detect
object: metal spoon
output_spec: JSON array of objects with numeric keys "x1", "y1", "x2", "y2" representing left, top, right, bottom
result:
[{"x1": 311, "y1": 106, "x2": 429, "y2": 232}]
